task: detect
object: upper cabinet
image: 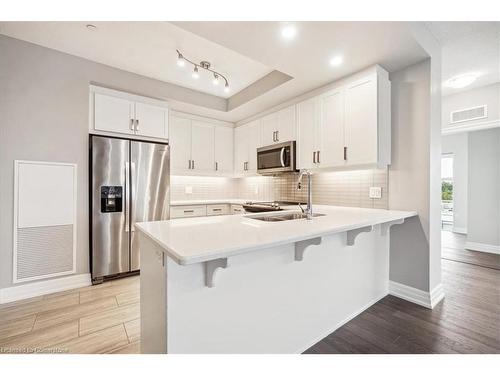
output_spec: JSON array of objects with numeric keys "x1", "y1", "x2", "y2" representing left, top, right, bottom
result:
[
  {"x1": 234, "y1": 120, "x2": 261, "y2": 175},
  {"x1": 169, "y1": 112, "x2": 234, "y2": 176},
  {"x1": 214, "y1": 126, "x2": 234, "y2": 173},
  {"x1": 261, "y1": 105, "x2": 296, "y2": 146},
  {"x1": 297, "y1": 66, "x2": 391, "y2": 170},
  {"x1": 90, "y1": 86, "x2": 169, "y2": 141}
]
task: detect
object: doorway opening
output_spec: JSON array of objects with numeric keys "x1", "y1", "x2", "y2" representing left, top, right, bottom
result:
[{"x1": 441, "y1": 154, "x2": 454, "y2": 232}]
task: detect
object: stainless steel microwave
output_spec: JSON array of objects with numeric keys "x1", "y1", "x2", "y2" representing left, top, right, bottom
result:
[{"x1": 257, "y1": 141, "x2": 297, "y2": 175}]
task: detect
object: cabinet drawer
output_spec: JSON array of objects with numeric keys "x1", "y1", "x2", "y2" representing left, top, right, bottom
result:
[
  {"x1": 170, "y1": 205, "x2": 207, "y2": 219},
  {"x1": 231, "y1": 205, "x2": 245, "y2": 215},
  {"x1": 207, "y1": 204, "x2": 229, "y2": 216}
]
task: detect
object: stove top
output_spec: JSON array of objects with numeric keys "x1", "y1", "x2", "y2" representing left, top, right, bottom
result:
[{"x1": 242, "y1": 201, "x2": 305, "y2": 213}]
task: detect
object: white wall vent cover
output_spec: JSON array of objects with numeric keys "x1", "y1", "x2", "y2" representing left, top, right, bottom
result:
[
  {"x1": 450, "y1": 105, "x2": 487, "y2": 124},
  {"x1": 13, "y1": 161, "x2": 77, "y2": 283}
]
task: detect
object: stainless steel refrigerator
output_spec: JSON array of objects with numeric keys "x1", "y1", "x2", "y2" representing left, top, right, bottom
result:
[{"x1": 90, "y1": 135, "x2": 169, "y2": 284}]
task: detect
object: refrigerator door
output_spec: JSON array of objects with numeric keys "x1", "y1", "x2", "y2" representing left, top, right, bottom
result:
[
  {"x1": 130, "y1": 141, "x2": 170, "y2": 271},
  {"x1": 91, "y1": 136, "x2": 130, "y2": 280}
]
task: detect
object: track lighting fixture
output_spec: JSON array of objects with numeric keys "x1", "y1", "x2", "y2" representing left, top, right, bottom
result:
[{"x1": 176, "y1": 49, "x2": 230, "y2": 93}]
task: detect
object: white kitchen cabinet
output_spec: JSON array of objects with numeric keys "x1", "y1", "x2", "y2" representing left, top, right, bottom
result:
[
  {"x1": 170, "y1": 113, "x2": 234, "y2": 176},
  {"x1": 344, "y1": 77, "x2": 378, "y2": 166},
  {"x1": 297, "y1": 97, "x2": 320, "y2": 170},
  {"x1": 134, "y1": 102, "x2": 169, "y2": 139},
  {"x1": 206, "y1": 204, "x2": 230, "y2": 216},
  {"x1": 170, "y1": 205, "x2": 207, "y2": 219},
  {"x1": 191, "y1": 120, "x2": 215, "y2": 173},
  {"x1": 261, "y1": 105, "x2": 296, "y2": 146},
  {"x1": 214, "y1": 126, "x2": 234, "y2": 173},
  {"x1": 246, "y1": 120, "x2": 261, "y2": 172},
  {"x1": 318, "y1": 89, "x2": 345, "y2": 167},
  {"x1": 297, "y1": 66, "x2": 391, "y2": 170},
  {"x1": 169, "y1": 116, "x2": 192, "y2": 172},
  {"x1": 90, "y1": 86, "x2": 168, "y2": 141},
  {"x1": 234, "y1": 120, "x2": 261, "y2": 174},
  {"x1": 94, "y1": 93, "x2": 135, "y2": 135}
]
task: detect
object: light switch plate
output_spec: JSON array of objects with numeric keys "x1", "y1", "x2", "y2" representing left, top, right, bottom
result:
[
  {"x1": 185, "y1": 186, "x2": 193, "y2": 194},
  {"x1": 369, "y1": 187, "x2": 382, "y2": 199}
]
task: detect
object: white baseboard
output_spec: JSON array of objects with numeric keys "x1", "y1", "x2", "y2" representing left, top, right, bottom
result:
[
  {"x1": 0, "y1": 273, "x2": 91, "y2": 304},
  {"x1": 429, "y1": 283, "x2": 445, "y2": 308},
  {"x1": 296, "y1": 290, "x2": 388, "y2": 353},
  {"x1": 389, "y1": 281, "x2": 444, "y2": 309},
  {"x1": 452, "y1": 227, "x2": 467, "y2": 234},
  {"x1": 465, "y1": 241, "x2": 500, "y2": 255}
]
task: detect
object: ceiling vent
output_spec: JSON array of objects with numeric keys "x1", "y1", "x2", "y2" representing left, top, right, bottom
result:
[{"x1": 450, "y1": 105, "x2": 487, "y2": 124}]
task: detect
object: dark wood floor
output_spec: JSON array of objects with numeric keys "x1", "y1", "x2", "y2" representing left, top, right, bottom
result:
[
  {"x1": 304, "y1": 235, "x2": 500, "y2": 354},
  {"x1": 442, "y1": 231, "x2": 500, "y2": 270}
]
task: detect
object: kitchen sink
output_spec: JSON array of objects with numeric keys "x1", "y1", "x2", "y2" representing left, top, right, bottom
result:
[{"x1": 248, "y1": 213, "x2": 326, "y2": 222}]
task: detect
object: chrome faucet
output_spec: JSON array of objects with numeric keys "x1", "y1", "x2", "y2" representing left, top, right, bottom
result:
[{"x1": 296, "y1": 169, "x2": 313, "y2": 220}]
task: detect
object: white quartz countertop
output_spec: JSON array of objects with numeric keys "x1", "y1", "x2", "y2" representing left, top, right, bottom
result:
[{"x1": 135, "y1": 205, "x2": 417, "y2": 265}]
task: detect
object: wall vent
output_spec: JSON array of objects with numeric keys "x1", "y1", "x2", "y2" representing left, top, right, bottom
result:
[{"x1": 450, "y1": 105, "x2": 487, "y2": 124}]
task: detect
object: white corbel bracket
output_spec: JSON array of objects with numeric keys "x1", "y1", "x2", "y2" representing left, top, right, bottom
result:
[
  {"x1": 294, "y1": 237, "x2": 322, "y2": 261},
  {"x1": 346, "y1": 225, "x2": 373, "y2": 246},
  {"x1": 380, "y1": 218, "x2": 405, "y2": 236},
  {"x1": 205, "y1": 258, "x2": 228, "y2": 288}
]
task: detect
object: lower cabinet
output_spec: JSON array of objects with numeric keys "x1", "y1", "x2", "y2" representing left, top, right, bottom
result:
[
  {"x1": 170, "y1": 203, "x2": 240, "y2": 219},
  {"x1": 170, "y1": 205, "x2": 207, "y2": 219}
]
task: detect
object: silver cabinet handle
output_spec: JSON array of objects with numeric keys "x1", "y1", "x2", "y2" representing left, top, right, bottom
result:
[
  {"x1": 276, "y1": 130, "x2": 279, "y2": 142},
  {"x1": 280, "y1": 147, "x2": 285, "y2": 167},
  {"x1": 135, "y1": 119, "x2": 140, "y2": 132},
  {"x1": 213, "y1": 208, "x2": 222, "y2": 212},
  {"x1": 188, "y1": 160, "x2": 191, "y2": 169},
  {"x1": 343, "y1": 146, "x2": 347, "y2": 161},
  {"x1": 183, "y1": 210, "x2": 194, "y2": 213},
  {"x1": 313, "y1": 151, "x2": 316, "y2": 164},
  {"x1": 215, "y1": 161, "x2": 218, "y2": 171},
  {"x1": 317, "y1": 150, "x2": 320, "y2": 163},
  {"x1": 130, "y1": 119, "x2": 135, "y2": 131},
  {"x1": 192, "y1": 160, "x2": 195, "y2": 169}
]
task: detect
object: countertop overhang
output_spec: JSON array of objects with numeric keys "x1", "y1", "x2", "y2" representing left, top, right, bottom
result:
[{"x1": 135, "y1": 205, "x2": 417, "y2": 266}]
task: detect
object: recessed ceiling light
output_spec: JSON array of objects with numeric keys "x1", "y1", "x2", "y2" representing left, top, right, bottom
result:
[
  {"x1": 281, "y1": 25, "x2": 297, "y2": 40},
  {"x1": 85, "y1": 24, "x2": 97, "y2": 31},
  {"x1": 329, "y1": 56, "x2": 343, "y2": 67},
  {"x1": 445, "y1": 73, "x2": 479, "y2": 89}
]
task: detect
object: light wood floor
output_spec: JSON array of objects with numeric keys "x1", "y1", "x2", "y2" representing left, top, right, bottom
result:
[
  {"x1": 0, "y1": 276, "x2": 140, "y2": 354},
  {"x1": 2, "y1": 235, "x2": 499, "y2": 354}
]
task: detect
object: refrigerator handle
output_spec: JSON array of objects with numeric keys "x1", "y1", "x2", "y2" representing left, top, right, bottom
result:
[
  {"x1": 125, "y1": 161, "x2": 130, "y2": 232},
  {"x1": 129, "y1": 161, "x2": 136, "y2": 232}
]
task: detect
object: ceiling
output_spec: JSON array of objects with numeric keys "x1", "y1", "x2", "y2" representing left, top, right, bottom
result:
[
  {"x1": 0, "y1": 21, "x2": 432, "y2": 122},
  {"x1": 0, "y1": 21, "x2": 272, "y2": 99},
  {"x1": 426, "y1": 21, "x2": 500, "y2": 96}
]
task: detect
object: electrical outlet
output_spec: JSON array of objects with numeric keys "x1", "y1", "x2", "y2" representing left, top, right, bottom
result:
[
  {"x1": 369, "y1": 187, "x2": 382, "y2": 199},
  {"x1": 185, "y1": 186, "x2": 193, "y2": 194}
]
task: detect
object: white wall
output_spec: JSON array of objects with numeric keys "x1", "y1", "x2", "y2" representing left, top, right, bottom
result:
[
  {"x1": 442, "y1": 133, "x2": 468, "y2": 233},
  {"x1": 466, "y1": 128, "x2": 500, "y2": 250},
  {"x1": 442, "y1": 83, "x2": 500, "y2": 133}
]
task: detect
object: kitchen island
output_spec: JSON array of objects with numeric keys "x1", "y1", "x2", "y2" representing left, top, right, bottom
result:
[{"x1": 135, "y1": 205, "x2": 417, "y2": 354}]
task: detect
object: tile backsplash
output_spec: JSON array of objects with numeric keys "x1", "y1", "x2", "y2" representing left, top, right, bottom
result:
[{"x1": 171, "y1": 168, "x2": 388, "y2": 209}]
